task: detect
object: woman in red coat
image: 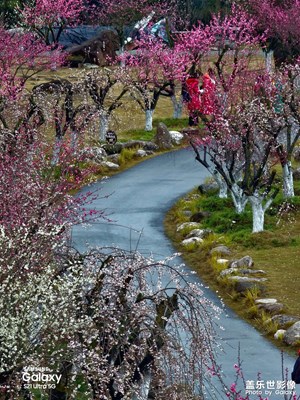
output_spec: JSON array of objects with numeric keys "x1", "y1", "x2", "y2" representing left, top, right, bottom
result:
[
  {"x1": 184, "y1": 74, "x2": 202, "y2": 126},
  {"x1": 201, "y1": 68, "x2": 216, "y2": 116}
]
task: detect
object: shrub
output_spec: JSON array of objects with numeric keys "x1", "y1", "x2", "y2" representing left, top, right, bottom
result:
[{"x1": 119, "y1": 148, "x2": 136, "y2": 165}]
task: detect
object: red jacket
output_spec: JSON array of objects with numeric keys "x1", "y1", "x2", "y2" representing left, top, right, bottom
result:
[
  {"x1": 201, "y1": 73, "x2": 216, "y2": 115},
  {"x1": 185, "y1": 77, "x2": 201, "y2": 112}
]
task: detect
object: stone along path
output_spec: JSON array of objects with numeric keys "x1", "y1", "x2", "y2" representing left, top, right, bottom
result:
[{"x1": 72, "y1": 148, "x2": 296, "y2": 400}]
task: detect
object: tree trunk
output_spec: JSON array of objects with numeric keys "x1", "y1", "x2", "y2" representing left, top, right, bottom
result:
[
  {"x1": 99, "y1": 113, "x2": 109, "y2": 142},
  {"x1": 249, "y1": 195, "x2": 265, "y2": 233},
  {"x1": 120, "y1": 44, "x2": 125, "y2": 67},
  {"x1": 265, "y1": 50, "x2": 274, "y2": 73},
  {"x1": 218, "y1": 183, "x2": 227, "y2": 199},
  {"x1": 213, "y1": 171, "x2": 228, "y2": 198},
  {"x1": 282, "y1": 161, "x2": 294, "y2": 198},
  {"x1": 132, "y1": 371, "x2": 151, "y2": 400},
  {"x1": 171, "y1": 95, "x2": 183, "y2": 119},
  {"x1": 70, "y1": 130, "x2": 79, "y2": 151},
  {"x1": 51, "y1": 135, "x2": 63, "y2": 165},
  {"x1": 145, "y1": 109, "x2": 154, "y2": 131},
  {"x1": 231, "y1": 184, "x2": 248, "y2": 214}
]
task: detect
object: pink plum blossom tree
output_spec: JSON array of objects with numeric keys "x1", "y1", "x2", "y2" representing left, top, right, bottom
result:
[
  {"x1": 83, "y1": 67, "x2": 129, "y2": 141},
  {"x1": 191, "y1": 88, "x2": 283, "y2": 233},
  {"x1": 0, "y1": 27, "x2": 64, "y2": 102},
  {"x1": 19, "y1": 0, "x2": 88, "y2": 46},
  {"x1": 31, "y1": 78, "x2": 97, "y2": 163},
  {"x1": 119, "y1": 35, "x2": 187, "y2": 131},
  {"x1": 0, "y1": 27, "x2": 65, "y2": 151},
  {"x1": 180, "y1": 5, "x2": 268, "y2": 204},
  {"x1": 246, "y1": 0, "x2": 300, "y2": 68}
]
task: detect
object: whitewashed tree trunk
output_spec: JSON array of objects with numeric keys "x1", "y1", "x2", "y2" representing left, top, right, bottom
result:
[
  {"x1": 213, "y1": 171, "x2": 228, "y2": 198},
  {"x1": 282, "y1": 161, "x2": 294, "y2": 198},
  {"x1": 265, "y1": 50, "x2": 274, "y2": 73},
  {"x1": 171, "y1": 95, "x2": 183, "y2": 119},
  {"x1": 145, "y1": 109, "x2": 154, "y2": 131},
  {"x1": 231, "y1": 184, "x2": 248, "y2": 214},
  {"x1": 249, "y1": 191, "x2": 275, "y2": 233},
  {"x1": 120, "y1": 44, "x2": 125, "y2": 67},
  {"x1": 51, "y1": 136, "x2": 63, "y2": 165},
  {"x1": 249, "y1": 194, "x2": 265, "y2": 233},
  {"x1": 99, "y1": 113, "x2": 109, "y2": 142},
  {"x1": 218, "y1": 182, "x2": 228, "y2": 199}
]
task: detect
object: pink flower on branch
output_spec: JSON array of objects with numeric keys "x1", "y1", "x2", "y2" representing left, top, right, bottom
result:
[
  {"x1": 0, "y1": 135, "x2": 105, "y2": 274},
  {"x1": 175, "y1": 5, "x2": 265, "y2": 92},
  {"x1": 247, "y1": 0, "x2": 300, "y2": 64},
  {"x1": 19, "y1": 0, "x2": 89, "y2": 45},
  {"x1": 0, "y1": 28, "x2": 65, "y2": 101}
]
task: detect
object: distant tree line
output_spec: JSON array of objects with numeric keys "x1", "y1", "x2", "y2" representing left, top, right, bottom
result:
[{"x1": 1, "y1": 0, "x2": 231, "y2": 27}]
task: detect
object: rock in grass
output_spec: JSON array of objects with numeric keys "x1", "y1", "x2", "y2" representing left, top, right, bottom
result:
[
  {"x1": 228, "y1": 276, "x2": 267, "y2": 294},
  {"x1": 186, "y1": 228, "x2": 212, "y2": 239},
  {"x1": 143, "y1": 142, "x2": 159, "y2": 151},
  {"x1": 220, "y1": 267, "x2": 239, "y2": 277},
  {"x1": 271, "y1": 314, "x2": 300, "y2": 328},
  {"x1": 229, "y1": 256, "x2": 254, "y2": 269},
  {"x1": 100, "y1": 161, "x2": 119, "y2": 170},
  {"x1": 255, "y1": 299, "x2": 282, "y2": 313},
  {"x1": 238, "y1": 269, "x2": 266, "y2": 275},
  {"x1": 274, "y1": 329, "x2": 286, "y2": 340},
  {"x1": 80, "y1": 146, "x2": 107, "y2": 163},
  {"x1": 136, "y1": 149, "x2": 147, "y2": 157},
  {"x1": 216, "y1": 258, "x2": 229, "y2": 265},
  {"x1": 228, "y1": 276, "x2": 268, "y2": 283},
  {"x1": 176, "y1": 222, "x2": 201, "y2": 232},
  {"x1": 107, "y1": 154, "x2": 121, "y2": 164},
  {"x1": 190, "y1": 211, "x2": 211, "y2": 222},
  {"x1": 154, "y1": 123, "x2": 173, "y2": 150},
  {"x1": 198, "y1": 181, "x2": 219, "y2": 194},
  {"x1": 181, "y1": 237, "x2": 203, "y2": 246},
  {"x1": 284, "y1": 321, "x2": 300, "y2": 345},
  {"x1": 257, "y1": 302, "x2": 284, "y2": 313},
  {"x1": 210, "y1": 245, "x2": 231, "y2": 256},
  {"x1": 255, "y1": 298, "x2": 277, "y2": 305},
  {"x1": 169, "y1": 131, "x2": 185, "y2": 145},
  {"x1": 220, "y1": 268, "x2": 265, "y2": 277}
]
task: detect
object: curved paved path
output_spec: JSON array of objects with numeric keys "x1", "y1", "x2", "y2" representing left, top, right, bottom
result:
[{"x1": 72, "y1": 149, "x2": 296, "y2": 399}]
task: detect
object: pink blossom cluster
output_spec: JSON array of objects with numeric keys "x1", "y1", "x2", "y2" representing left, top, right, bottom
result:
[
  {"x1": 20, "y1": 0, "x2": 85, "y2": 30},
  {"x1": 0, "y1": 28, "x2": 64, "y2": 100}
]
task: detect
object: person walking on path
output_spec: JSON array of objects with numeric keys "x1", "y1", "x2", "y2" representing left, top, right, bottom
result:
[
  {"x1": 292, "y1": 349, "x2": 300, "y2": 384},
  {"x1": 184, "y1": 72, "x2": 202, "y2": 126}
]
